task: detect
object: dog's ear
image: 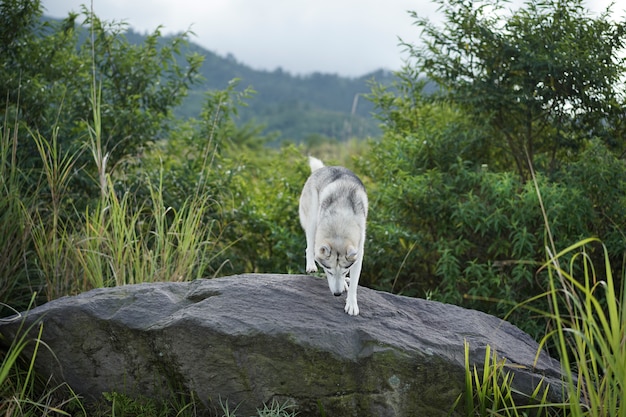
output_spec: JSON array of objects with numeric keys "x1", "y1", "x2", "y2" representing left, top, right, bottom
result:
[
  {"x1": 319, "y1": 244, "x2": 332, "y2": 259},
  {"x1": 346, "y1": 246, "x2": 358, "y2": 262}
]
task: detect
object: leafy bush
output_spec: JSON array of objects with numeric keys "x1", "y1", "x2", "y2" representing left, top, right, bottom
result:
[
  {"x1": 360, "y1": 81, "x2": 626, "y2": 338},
  {"x1": 0, "y1": 1, "x2": 203, "y2": 204},
  {"x1": 359, "y1": 0, "x2": 626, "y2": 335}
]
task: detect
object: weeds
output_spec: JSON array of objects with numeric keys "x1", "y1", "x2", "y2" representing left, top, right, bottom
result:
[
  {"x1": 455, "y1": 239, "x2": 625, "y2": 416},
  {"x1": 541, "y1": 239, "x2": 626, "y2": 417},
  {"x1": 533, "y1": 149, "x2": 625, "y2": 417},
  {"x1": 218, "y1": 398, "x2": 298, "y2": 417},
  {"x1": 0, "y1": 295, "x2": 84, "y2": 416},
  {"x1": 256, "y1": 399, "x2": 299, "y2": 417},
  {"x1": 76, "y1": 170, "x2": 221, "y2": 288},
  {"x1": 456, "y1": 340, "x2": 555, "y2": 417},
  {"x1": 0, "y1": 109, "x2": 34, "y2": 315}
]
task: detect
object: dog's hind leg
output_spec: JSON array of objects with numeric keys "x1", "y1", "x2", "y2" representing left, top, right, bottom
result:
[
  {"x1": 304, "y1": 222, "x2": 317, "y2": 273},
  {"x1": 299, "y1": 187, "x2": 319, "y2": 274}
]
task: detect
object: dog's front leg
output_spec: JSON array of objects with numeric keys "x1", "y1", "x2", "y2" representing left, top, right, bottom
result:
[
  {"x1": 305, "y1": 247, "x2": 317, "y2": 273},
  {"x1": 344, "y1": 258, "x2": 362, "y2": 316}
]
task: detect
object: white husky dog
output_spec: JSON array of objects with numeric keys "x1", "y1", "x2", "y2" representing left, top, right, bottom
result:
[{"x1": 299, "y1": 156, "x2": 368, "y2": 316}]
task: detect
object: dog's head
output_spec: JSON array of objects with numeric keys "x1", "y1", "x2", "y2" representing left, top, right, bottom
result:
[{"x1": 315, "y1": 242, "x2": 358, "y2": 296}]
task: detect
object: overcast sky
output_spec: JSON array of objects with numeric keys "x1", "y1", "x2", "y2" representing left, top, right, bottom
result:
[{"x1": 41, "y1": 0, "x2": 622, "y2": 78}]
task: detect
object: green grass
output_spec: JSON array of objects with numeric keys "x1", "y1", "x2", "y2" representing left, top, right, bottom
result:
[
  {"x1": 218, "y1": 398, "x2": 298, "y2": 417},
  {"x1": 4, "y1": 110, "x2": 223, "y2": 301},
  {"x1": 0, "y1": 113, "x2": 37, "y2": 316},
  {"x1": 542, "y1": 239, "x2": 625, "y2": 417},
  {"x1": 0, "y1": 294, "x2": 85, "y2": 415},
  {"x1": 455, "y1": 341, "x2": 554, "y2": 417},
  {"x1": 75, "y1": 170, "x2": 222, "y2": 288}
]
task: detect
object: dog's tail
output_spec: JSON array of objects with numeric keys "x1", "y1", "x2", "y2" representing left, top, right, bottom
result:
[{"x1": 308, "y1": 156, "x2": 325, "y2": 172}]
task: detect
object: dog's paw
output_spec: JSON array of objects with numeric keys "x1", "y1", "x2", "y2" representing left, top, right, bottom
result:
[
  {"x1": 344, "y1": 298, "x2": 359, "y2": 316},
  {"x1": 306, "y1": 263, "x2": 318, "y2": 274}
]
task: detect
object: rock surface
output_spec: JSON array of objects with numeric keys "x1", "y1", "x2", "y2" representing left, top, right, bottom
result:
[{"x1": 0, "y1": 274, "x2": 563, "y2": 416}]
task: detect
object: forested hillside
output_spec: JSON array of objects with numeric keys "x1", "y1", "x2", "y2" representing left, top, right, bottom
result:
[
  {"x1": 45, "y1": 13, "x2": 393, "y2": 144},
  {"x1": 124, "y1": 26, "x2": 391, "y2": 143}
]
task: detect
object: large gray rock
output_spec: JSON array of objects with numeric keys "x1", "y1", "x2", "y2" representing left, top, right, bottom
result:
[{"x1": 0, "y1": 274, "x2": 563, "y2": 416}]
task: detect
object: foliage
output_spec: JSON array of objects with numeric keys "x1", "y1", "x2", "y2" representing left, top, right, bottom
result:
[
  {"x1": 362, "y1": 100, "x2": 626, "y2": 339},
  {"x1": 0, "y1": 1, "x2": 203, "y2": 199},
  {"x1": 76, "y1": 171, "x2": 222, "y2": 288},
  {"x1": 80, "y1": 11, "x2": 203, "y2": 163},
  {"x1": 2, "y1": 0, "x2": 626, "y2": 415},
  {"x1": 0, "y1": 118, "x2": 36, "y2": 316},
  {"x1": 215, "y1": 144, "x2": 310, "y2": 275},
  {"x1": 365, "y1": 137, "x2": 625, "y2": 337},
  {"x1": 255, "y1": 399, "x2": 299, "y2": 417},
  {"x1": 217, "y1": 397, "x2": 298, "y2": 417},
  {"x1": 561, "y1": 139, "x2": 626, "y2": 255},
  {"x1": 362, "y1": 0, "x2": 626, "y2": 338},
  {"x1": 87, "y1": 391, "x2": 208, "y2": 417},
  {"x1": 452, "y1": 236, "x2": 626, "y2": 417},
  {"x1": 403, "y1": 0, "x2": 626, "y2": 179},
  {"x1": 0, "y1": 104, "x2": 224, "y2": 306}
]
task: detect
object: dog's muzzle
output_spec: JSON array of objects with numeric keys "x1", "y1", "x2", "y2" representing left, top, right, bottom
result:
[{"x1": 333, "y1": 291, "x2": 342, "y2": 297}]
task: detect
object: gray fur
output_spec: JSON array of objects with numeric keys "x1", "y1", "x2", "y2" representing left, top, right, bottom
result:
[{"x1": 299, "y1": 156, "x2": 368, "y2": 316}]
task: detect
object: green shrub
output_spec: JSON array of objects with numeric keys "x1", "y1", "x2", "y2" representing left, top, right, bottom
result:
[{"x1": 359, "y1": 101, "x2": 626, "y2": 338}]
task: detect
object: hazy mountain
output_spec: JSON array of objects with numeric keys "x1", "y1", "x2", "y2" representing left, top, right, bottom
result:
[
  {"x1": 125, "y1": 29, "x2": 394, "y2": 143},
  {"x1": 45, "y1": 15, "x2": 395, "y2": 144}
]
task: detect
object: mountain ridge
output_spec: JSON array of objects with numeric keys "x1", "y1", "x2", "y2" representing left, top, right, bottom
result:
[
  {"x1": 43, "y1": 14, "x2": 397, "y2": 143},
  {"x1": 122, "y1": 27, "x2": 392, "y2": 143}
]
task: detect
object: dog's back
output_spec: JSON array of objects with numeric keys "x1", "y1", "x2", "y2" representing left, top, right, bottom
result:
[
  {"x1": 304, "y1": 157, "x2": 367, "y2": 215},
  {"x1": 311, "y1": 166, "x2": 367, "y2": 217}
]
